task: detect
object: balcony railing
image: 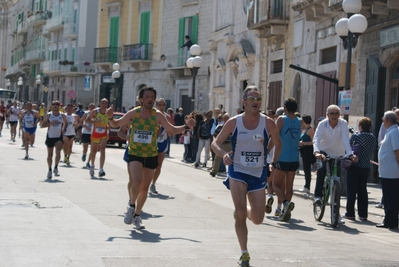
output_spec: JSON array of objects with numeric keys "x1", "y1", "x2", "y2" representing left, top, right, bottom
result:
[
  {"x1": 122, "y1": 43, "x2": 153, "y2": 61},
  {"x1": 93, "y1": 47, "x2": 122, "y2": 63},
  {"x1": 328, "y1": 0, "x2": 343, "y2": 7},
  {"x1": 26, "y1": 49, "x2": 46, "y2": 62},
  {"x1": 44, "y1": 15, "x2": 64, "y2": 32},
  {"x1": 17, "y1": 22, "x2": 27, "y2": 35},
  {"x1": 166, "y1": 54, "x2": 187, "y2": 68},
  {"x1": 247, "y1": 0, "x2": 289, "y2": 29},
  {"x1": 64, "y1": 23, "x2": 77, "y2": 38},
  {"x1": 27, "y1": 13, "x2": 47, "y2": 27}
]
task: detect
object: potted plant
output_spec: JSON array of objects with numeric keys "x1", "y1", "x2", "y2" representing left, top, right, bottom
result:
[
  {"x1": 2, "y1": 67, "x2": 7, "y2": 71},
  {"x1": 27, "y1": 11, "x2": 33, "y2": 18},
  {"x1": 67, "y1": 61, "x2": 74, "y2": 65},
  {"x1": 59, "y1": 60, "x2": 68, "y2": 65},
  {"x1": 70, "y1": 65, "x2": 78, "y2": 72},
  {"x1": 83, "y1": 61, "x2": 90, "y2": 66}
]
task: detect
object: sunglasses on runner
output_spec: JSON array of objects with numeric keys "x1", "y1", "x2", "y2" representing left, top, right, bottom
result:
[{"x1": 245, "y1": 96, "x2": 262, "y2": 103}]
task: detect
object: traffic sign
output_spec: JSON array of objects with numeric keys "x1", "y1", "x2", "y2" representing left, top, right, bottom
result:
[{"x1": 67, "y1": 89, "x2": 76, "y2": 99}]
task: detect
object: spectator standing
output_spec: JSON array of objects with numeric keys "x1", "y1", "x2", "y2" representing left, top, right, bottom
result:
[
  {"x1": 194, "y1": 110, "x2": 212, "y2": 168},
  {"x1": 166, "y1": 108, "x2": 175, "y2": 157},
  {"x1": 345, "y1": 117, "x2": 377, "y2": 221},
  {"x1": 181, "y1": 35, "x2": 193, "y2": 61},
  {"x1": 210, "y1": 113, "x2": 230, "y2": 177},
  {"x1": 376, "y1": 111, "x2": 399, "y2": 229},
  {"x1": 298, "y1": 114, "x2": 315, "y2": 193},
  {"x1": 174, "y1": 108, "x2": 185, "y2": 144}
]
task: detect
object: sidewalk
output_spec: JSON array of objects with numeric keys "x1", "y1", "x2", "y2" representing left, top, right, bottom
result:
[{"x1": 165, "y1": 143, "x2": 385, "y2": 218}]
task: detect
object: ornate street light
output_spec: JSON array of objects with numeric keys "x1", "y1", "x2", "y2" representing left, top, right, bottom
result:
[
  {"x1": 5, "y1": 79, "x2": 10, "y2": 89},
  {"x1": 35, "y1": 75, "x2": 41, "y2": 103},
  {"x1": 335, "y1": 0, "x2": 368, "y2": 90},
  {"x1": 111, "y1": 63, "x2": 121, "y2": 108},
  {"x1": 17, "y1": 77, "x2": 23, "y2": 101},
  {"x1": 186, "y1": 44, "x2": 204, "y2": 112}
]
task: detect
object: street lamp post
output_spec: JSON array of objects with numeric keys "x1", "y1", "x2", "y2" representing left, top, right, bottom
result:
[
  {"x1": 35, "y1": 75, "x2": 41, "y2": 104},
  {"x1": 17, "y1": 77, "x2": 23, "y2": 101},
  {"x1": 6, "y1": 79, "x2": 10, "y2": 90},
  {"x1": 112, "y1": 63, "x2": 121, "y2": 108},
  {"x1": 186, "y1": 45, "x2": 203, "y2": 112},
  {"x1": 335, "y1": 0, "x2": 368, "y2": 91}
]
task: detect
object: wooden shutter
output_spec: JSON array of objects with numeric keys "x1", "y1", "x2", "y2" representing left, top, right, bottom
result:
[
  {"x1": 109, "y1": 16, "x2": 119, "y2": 62},
  {"x1": 140, "y1": 12, "x2": 150, "y2": 44},
  {"x1": 178, "y1": 18, "x2": 185, "y2": 66},
  {"x1": 314, "y1": 71, "x2": 336, "y2": 128},
  {"x1": 191, "y1": 15, "x2": 198, "y2": 44},
  {"x1": 267, "y1": 81, "x2": 282, "y2": 113}
]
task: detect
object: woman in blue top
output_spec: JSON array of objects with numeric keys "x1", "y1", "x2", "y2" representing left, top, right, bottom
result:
[{"x1": 345, "y1": 117, "x2": 377, "y2": 221}]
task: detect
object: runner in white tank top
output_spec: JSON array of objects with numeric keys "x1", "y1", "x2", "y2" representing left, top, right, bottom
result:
[
  {"x1": 211, "y1": 86, "x2": 282, "y2": 266},
  {"x1": 41, "y1": 100, "x2": 68, "y2": 179},
  {"x1": 63, "y1": 104, "x2": 79, "y2": 166},
  {"x1": 80, "y1": 104, "x2": 96, "y2": 167}
]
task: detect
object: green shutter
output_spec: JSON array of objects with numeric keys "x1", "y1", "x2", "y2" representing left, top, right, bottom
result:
[
  {"x1": 31, "y1": 65, "x2": 36, "y2": 78},
  {"x1": 72, "y1": 48, "x2": 75, "y2": 61},
  {"x1": 191, "y1": 15, "x2": 198, "y2": 45},
  {"x1": 178, "y1": 18, "x2": 185, "y2": 66},
  {"x1": 64, "y1": 48, "x2": 67, "y2": 60},
  {"x1": 109, "y1": 16, "x2": 119, "y2": 62},
  {"x1": 140, "y1": 12, "x2": 150, "y2": 44}
]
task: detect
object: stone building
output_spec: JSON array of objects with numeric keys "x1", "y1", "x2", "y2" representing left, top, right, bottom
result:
[
  {"x1": 4, "y1": 0, "x2": 98, "y2": 107},
  {"x1": 94, "y1": 0, "x2": 212, "y2": 114}
]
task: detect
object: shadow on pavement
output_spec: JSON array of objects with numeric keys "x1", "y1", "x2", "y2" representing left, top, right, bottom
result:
[
  {"x1": 148, "y1": 193, "x2": 175, "y2": 200},
  {"x1": 43, "y1": 178, "x2": 65, "y2": 183}
]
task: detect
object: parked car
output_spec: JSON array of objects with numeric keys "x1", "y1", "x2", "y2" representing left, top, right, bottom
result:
[{"x1": 107, "y1": 112, "x2": 127, "y2": 147}]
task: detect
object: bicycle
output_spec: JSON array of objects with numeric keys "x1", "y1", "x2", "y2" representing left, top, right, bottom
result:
[{"x1": 313, "y1": 155, "x2": 345, "y2": 228}]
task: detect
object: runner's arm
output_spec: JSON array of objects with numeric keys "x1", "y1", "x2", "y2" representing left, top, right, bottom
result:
[
  {"x1": 85, "y1": 109, "x2": 98, "y2": 124},
  {"x1": 108, "y1": 108, "x2": 136, "y2": 128},
  {"x1": 158, "y1": 111, "x2": 195, "y2": 135},
  {"x1": 117, "y1": 123, "x2": 129, "y2": 141},
  {"x1": 211, "y1": 118, "x2": 235, "y2": 165},
  {"x1": 266, "y1": 117, "x2": 282, "y2": 163},
  {"x1": 40, "y1": 113, "x2": 51, "y2": 128}
]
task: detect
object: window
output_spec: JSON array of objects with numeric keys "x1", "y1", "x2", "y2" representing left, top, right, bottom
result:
[
  {"x1": 271, "y1": 59, "x2": 283, "y2": 74},
  {"x1": 140, "y1": 11, "x2": 150, "y2": 44},
  {"x1": 320, "y1": 46, "x2": 337, "y2": 65},
  {"x1": 178, "y1": 15, "x2": 198, "y2": 66}
]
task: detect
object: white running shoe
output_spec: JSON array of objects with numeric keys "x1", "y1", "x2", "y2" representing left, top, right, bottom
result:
[
  {"x1": 124, "y1": 206, "x2": 135, "y2": 224},
  {"x1": 133, "y1": 216, "x2": 145, "y2": 229},
  {"x1": 53, "y1": 168, "x2": 59, "y2": 176},
  {"x1": 24, "y1": 154, "x2": 29, "y2": 160},
  {"x1": 47, "y1": 171, "x2": 52, "y2": 179},
  {"x1": 149, "y1": 183, "x2": 158, "y2": 194},
  {"x1": 90, "y1": 165, "x2": 95, "y2": 177}
]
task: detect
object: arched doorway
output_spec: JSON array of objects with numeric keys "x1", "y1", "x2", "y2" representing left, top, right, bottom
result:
[{"x1": 389, "y1": 59, "x2": 399, "y2": 109}]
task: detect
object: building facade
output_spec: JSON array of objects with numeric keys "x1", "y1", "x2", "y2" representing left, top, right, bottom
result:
[{"x1": 94, "y1": 0, "x2": 212, "y2": 114}]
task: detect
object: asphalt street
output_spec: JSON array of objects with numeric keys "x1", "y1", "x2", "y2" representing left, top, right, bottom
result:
[{"x1": 0, "y1": 127, "x2": 397, "y2": 267}]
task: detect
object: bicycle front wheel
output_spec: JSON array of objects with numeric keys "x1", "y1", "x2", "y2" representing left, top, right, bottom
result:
[
  {"x1": 330, "y1": 180, "x2": 341, "y2": 228},
  {"x1": 313, "y1": 187, "x2": 326, "y2": 221}
]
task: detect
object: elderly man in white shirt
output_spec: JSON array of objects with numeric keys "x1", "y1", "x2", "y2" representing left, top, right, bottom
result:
[
  {"x1": 377, "y1": 111, "x2": 399, "y2": 229},
  {"x1": 313, "y1": 105, "x2": 356, "y2": 207}
]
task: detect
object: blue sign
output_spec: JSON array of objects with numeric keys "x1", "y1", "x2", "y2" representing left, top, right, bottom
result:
[{"x1": 84, "y1": 76, "x2": 91, "y2": 91}]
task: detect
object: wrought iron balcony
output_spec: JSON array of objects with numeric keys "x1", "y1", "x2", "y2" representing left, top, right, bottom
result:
[
  {"x1": 93, "y1": 47, "x2": 122, "y2": 63},
  {"x1": 122, "y1": 43, "x2": 153, "y2": 61},
  {"x1": 247, "y1": 0, "x2": 289, "y2": 31}
]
